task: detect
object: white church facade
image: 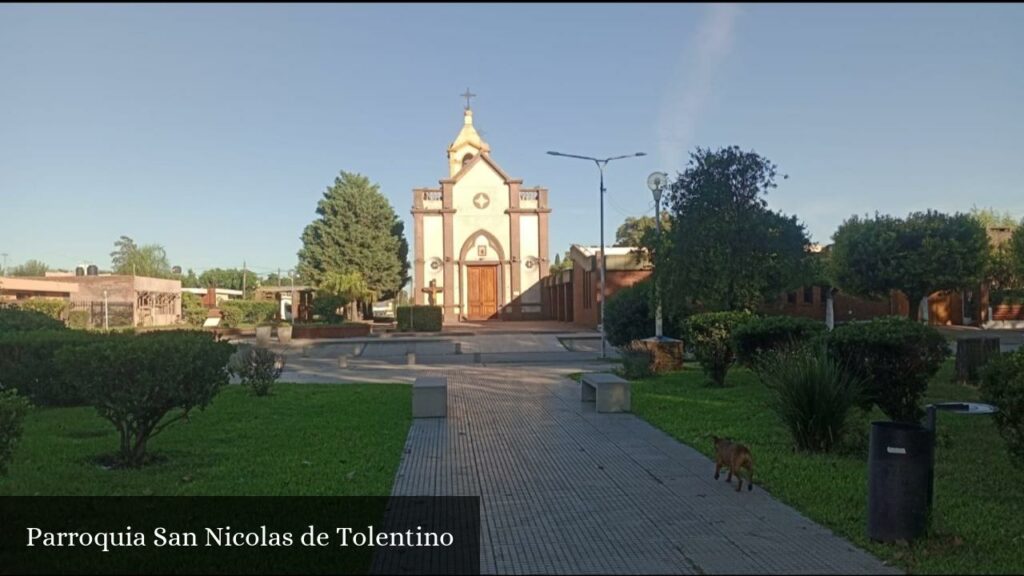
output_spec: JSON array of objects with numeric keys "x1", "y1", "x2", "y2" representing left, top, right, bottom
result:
[{"x1": 411, "y1": 103, "x2": 550, "y2": 322}]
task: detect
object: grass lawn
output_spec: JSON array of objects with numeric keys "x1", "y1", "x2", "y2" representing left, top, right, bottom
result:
[
  {"x1": 0, "y1": 383, "x2": 411, "y2": 496},
  {"x1": 616, "y1": 361, "x2": 1021, "y2": 574}
]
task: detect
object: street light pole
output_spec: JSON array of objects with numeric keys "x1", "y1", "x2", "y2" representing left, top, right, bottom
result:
[
  {"x1": 547, "y1": 150, "x2": 646, "y2": 358},
  {"x1": 647, "y1": 172, "x2": 668, "y2": 338}
]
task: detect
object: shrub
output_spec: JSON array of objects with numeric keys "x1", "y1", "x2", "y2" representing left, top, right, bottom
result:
[
  {"x1": 604, "y1": 281, "x2": 654, "y2": 347},
  {"x1": 0, "y1": 306, "x2": 67, "y2": 332},
  {"x1": 311, "y1": 294, "x2": 346, "y2": 324},
  {"x1": 230, "y1": 346, "x2": 285, "y2": 397},
  {"x1": 181, "y1": 292, "x2": 208, "y2": 326},
  {"x1": 991, "y1": 289, "x2": 1024, "y2": 307},
  {"x1": 980, "y1": 348, "x2": 1024, "y2": 464},
  {"x1": 396, "y1": 306, "x2": 443, "y2": 332},
  {"x1": 683, "y1": 311, "x2": 753, "y2": 386},
  {"x1": 0, "y1": 388, "x2": 31, "y2": 476},
  {"x1": 17, "y1": 298, "x2": 68, "y2": 321},
  {"x1": 618, "y1": 341, "x2": 654, "y2": 380},
  {"x1": 55, "y1": 330, "x2": 235, "y2": 467},
  {"x1": 68, "y1": 310, "x2": 90, "y2": 330},
  {"x1": 734, "y1": 315, "x2": 826, "y2": 367},
  {"x1": 758, "y1": 346, "x2": 863, "y2": 452},
  {"x1": 826, "y1": 316, "x2": 949, "y2": 423},
  {"x1": 0, "y1": 330, "x2": 98, "y2": 406},
  {"x1": 218, "y1": 300, "x2": 277, "y2": 328}
]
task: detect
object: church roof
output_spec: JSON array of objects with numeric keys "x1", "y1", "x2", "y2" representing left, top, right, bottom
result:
[{"x1": 446, "y1": 151, "x2": 513, "y2": 184}]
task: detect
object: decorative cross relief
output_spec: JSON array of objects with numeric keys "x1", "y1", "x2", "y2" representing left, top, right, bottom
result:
[{"x1": 473, "y1": 193, "x2": 490, "y2": 209}]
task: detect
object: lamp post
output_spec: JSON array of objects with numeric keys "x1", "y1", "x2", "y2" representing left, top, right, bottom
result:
[
  {"x1": 647, "y1": 172, "x2": 669, "y2": 338},
  {"x1": 547, "y1": 150, "x2": 646, "y2": 358}
]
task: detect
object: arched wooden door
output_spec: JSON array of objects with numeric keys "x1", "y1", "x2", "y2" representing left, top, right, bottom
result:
[{"x1": 467, "y1": 265, "x2": 498, "y2": 320}]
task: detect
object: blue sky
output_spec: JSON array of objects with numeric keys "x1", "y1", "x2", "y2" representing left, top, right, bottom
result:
[{"x1": 2, "y1": 3, "x2": 1023, "y2": 279}]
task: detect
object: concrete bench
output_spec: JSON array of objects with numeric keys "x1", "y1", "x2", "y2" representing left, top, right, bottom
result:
[
  {"x1": 581, "y1": 372, "x2": 631, "y2": 413},
  {"x1": 413, "y1": 376, "x2": 447, "y2": 418}
]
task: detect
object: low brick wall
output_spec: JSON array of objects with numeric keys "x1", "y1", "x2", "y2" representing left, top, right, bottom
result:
[
  {"x1": 993, "y1": 304, "x2": 1024, "y2": 321},
  {"x1": 291, "y1": 324, "x2": 371, "y2": 339}
]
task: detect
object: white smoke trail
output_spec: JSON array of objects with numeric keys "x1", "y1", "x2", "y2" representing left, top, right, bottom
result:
[{"x1": 657, "y1": 3, "x2": 741, "y2": 169}]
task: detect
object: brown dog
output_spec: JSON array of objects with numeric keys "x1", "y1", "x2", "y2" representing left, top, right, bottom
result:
[{"x1": 712, "y1": 436, "x2": 754, "y2": 492}]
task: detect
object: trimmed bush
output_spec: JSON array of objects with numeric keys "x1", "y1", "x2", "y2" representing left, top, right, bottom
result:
[
  {"x1": 604, "y1": 280, "x2": 654, "y2": 347},
  {"x1": 218, "y1": 300, "x2": 277, "y2": 328},
  {"x1": 0, "y1": 388, "x2": 31, "y2": 476},
  {"x1": 55, "y1": 330, "x2": 235, "y2": 467},
  {"x1": 826, "y1": 316, "x2": 949, "y2": 423},
  {"x1": 396, "y1": 306, "x2": 442, "y2": 332},
  {"x1": 734, "y1": 315, "x2": 826, "y2": 367},
  {"x1": 230, "y1": 346, "x2": 285, "y2": 397},
  {"x1": 683, "y1": 311, "x2": 754, "y2": 386},
  {"x1": 0, "y1": 330, "x2": 98, "y2": 406},
  {"x1": 396, "y1": 307, "x2": 412, "y2": 331},
  {"x1": 68, "y1": 310, "x2": 90, "y2": 330},
  {"x1": 311, "y1": 294, "x2": 346, "y2": 324},
  {"x1": 980, "y1": 348, "x2": 1024, "y2": 464},
  {"x1": 0, "y1": 306, "x2": 66, "y2": 332},
  {"x1": 181, "y1": 292, "x2": 208, "y2": 327},
  {"x1": 17, "y1": 298, "x2": 67, "y2": 320},
  {"x1": 618, "y1": 341, "x2": 654, "y2": 380},
  {"x1": 758, "y1": 346, "x2": 863, "y2": 452}
]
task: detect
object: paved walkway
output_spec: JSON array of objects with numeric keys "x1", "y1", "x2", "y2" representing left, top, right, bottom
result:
[{"x1": 392, "y1": 365, "x2": 897, "y2": 575}]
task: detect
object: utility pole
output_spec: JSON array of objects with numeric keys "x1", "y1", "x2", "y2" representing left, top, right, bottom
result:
[
  {"x1": 277, "y1": 267, "x2": 282, "y2": 287},
  {"x1": 547, "y1": 150, "x2": 646, "y2": 358},
  {"x1": 1, "y1": 253, "x2": 7, "y2": 276},
  {"x1": 242, "y1": 260, "x2": 247, "y2": 297}
]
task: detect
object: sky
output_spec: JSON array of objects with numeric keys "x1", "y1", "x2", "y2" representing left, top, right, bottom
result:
[{"x1": 2, "y1": 3, "x2": 1023, "y2": 280}]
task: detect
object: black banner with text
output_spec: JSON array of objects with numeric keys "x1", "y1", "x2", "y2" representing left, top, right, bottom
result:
[{"x1": 0, "y1": 496, "x2": 480, "y2": 575}]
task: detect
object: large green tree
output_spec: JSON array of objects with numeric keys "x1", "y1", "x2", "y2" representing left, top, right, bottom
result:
[
  {"x1": 970, "y1": 206, "x2": 1019, "y2": 229},
  {"x1": 9, "y1": 259, "x2": 49, "y2": 277},
  {"x1": 1009, "y1": 225, "x2": 1024, "y2": 284},
  {"x1": 614, "y1": 214, "x2": 672, "y2": 249},
  {"x1": 831, "y1": 210, "x2": 990, "y2": 320},
  {"x1": 549, "y1": 251, "x2": 572, "y2": 273},
  {"x1": 110, "y1": 236, "x2": 172, "y2": 278},
  {"x1": 197, "y1": 268, "x2": 260, "y2": 297},
  {"x1": 661, "y1": 146, "x2": 812, "y2": 313},
  {"x1": 297, "y1": 171, "x2": 409, "y2": 300}
]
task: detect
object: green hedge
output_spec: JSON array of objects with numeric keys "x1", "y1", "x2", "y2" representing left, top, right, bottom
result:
[
  {"x1": 218, "y1": 300, "x2": 278, "y2": 328},
  {"x1": 826, "y1": 316, "x2": 949, "y2": 423},
  {"x1": 396, "y1": 306, "x2": 442, "y2": 332},
  {"x1": 733, "y1": 315, "x2": 826, "y2": 367},
  {"x1": 0, "y1": 389, "x2": 31, "y2": 476},
  {"x1": 980, "y1": 348, "x2": 1024, "y2": 464},
  {"x1": 68, "y1": 310, "x2": 90, "y2": 330},
  {"x1": 0, "y1": 330, "x2": 103, "y2": 406},
  {"x1": 0, "y1": 307, "x2": 67, "y2": 333},
  {"x1": 181, "y1": 292, "x2": 209, "y2": 327},
  {"x1": 17, "y1": 298, "x2": 67, "y2": 320}
]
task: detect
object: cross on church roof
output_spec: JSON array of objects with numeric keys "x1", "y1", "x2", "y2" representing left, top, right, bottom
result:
[{"x1": 461, "y1": 88, "x2": 476, "y2": 110}]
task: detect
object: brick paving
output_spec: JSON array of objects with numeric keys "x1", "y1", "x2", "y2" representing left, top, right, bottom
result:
[{"x1": 391, "y1": 365, "x2": 898, "y2": 575}]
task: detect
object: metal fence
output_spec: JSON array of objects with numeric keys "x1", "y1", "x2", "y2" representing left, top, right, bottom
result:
[{"x1": 68, "y1": 300, "x2": 134, "y2": 329}]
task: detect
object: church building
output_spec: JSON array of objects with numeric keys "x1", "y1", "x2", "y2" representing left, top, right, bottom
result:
[{"x1": 412, "y1": 98, "x2": 550, "y2": 322}]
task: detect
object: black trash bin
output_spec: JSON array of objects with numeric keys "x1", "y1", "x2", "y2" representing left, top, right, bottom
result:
[{"x1": 867, "y1": 421, "x2": 934, "y2": 542}]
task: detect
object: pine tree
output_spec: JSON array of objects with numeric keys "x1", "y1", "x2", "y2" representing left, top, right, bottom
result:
[{"x1": 297, "y1": 171, "x2": 410, "y2": 300}]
